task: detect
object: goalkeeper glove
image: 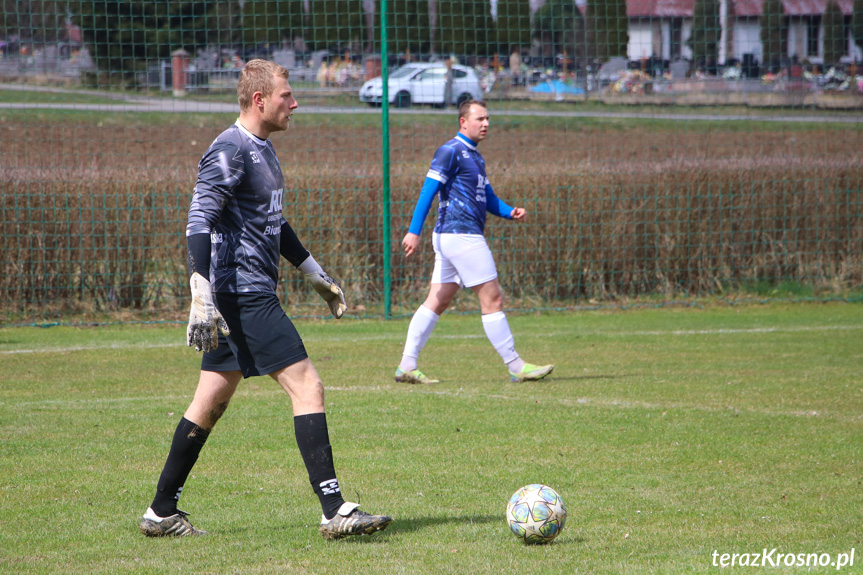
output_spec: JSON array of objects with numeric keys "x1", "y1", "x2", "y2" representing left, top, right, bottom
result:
[
  {"x1": 187, "y1": 272, "x2": 230, "y2": 353},
  {"x1": 298, "y1": 255, "x2": 347, "y2": 319}
]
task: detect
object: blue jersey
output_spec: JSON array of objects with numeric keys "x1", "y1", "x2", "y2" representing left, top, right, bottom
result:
[
  {"x1": 408, "y1": 133, "x2": 513, "y2": 236},
  {"x1": 187, "y1": 122, "x2": 288, "y2": 294},
  {"x1": 429, "y1": 133, "x2": 490, "y2": 235}
]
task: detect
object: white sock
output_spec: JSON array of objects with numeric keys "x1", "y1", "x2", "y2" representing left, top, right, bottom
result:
[
  {"x1": 400, "y1": 305, "x2": 440, "y2": 372},
  {"x1": 143, "y1": 507, "x2": 165, "y2": 521},
  {"x1": 481, "y1": 311, "x2": 521, "y2": 366},
  {"x1": 507, "y1": 357, "x2": 526, "y2": 373}
]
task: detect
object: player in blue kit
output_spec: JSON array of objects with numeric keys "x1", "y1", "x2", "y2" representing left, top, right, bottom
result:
[
  {"x1": 139, "y1": 60, "x2": 391, "y2": 540},
  {"x1": 396, "y1": 100, "x2": 554, "y2": 384}
]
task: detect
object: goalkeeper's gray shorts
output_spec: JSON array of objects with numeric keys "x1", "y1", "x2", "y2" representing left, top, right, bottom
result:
[{"x1": 201, "y1": 292, "x2": 308, "y2": 378}]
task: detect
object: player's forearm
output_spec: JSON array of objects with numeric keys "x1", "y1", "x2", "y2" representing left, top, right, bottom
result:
[
  {"x1": 408, "y1": 177, "x2": 443, "y2": 235},
  {"x1": 280, "y1": 220, "x2": 311, "y2": 268},
  {"x1": 484, "y1": 184, "x2": 514, "y2": 219},
  {"x1": 187, "y1": 233, "x2": 211, "y2": 277}
]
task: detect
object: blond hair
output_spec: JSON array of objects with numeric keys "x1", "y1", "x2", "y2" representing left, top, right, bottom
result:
[
  {"x1": 458, "y1": 99, "x2": 487, "y2": 120},
  {"x1": 237, "y1": 59, "x2": 290, "y2": 111}
]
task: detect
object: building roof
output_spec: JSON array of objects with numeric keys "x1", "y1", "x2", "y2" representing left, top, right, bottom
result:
[
  {"x1": 627, "y1": 0, "x2": 695, "y2": 18},
  {"x1": 781, "y1": 0, "x2": 853, "y2": 16},
  {"x1": 625, "y1": 0, "x2": 853, "y2": 18},
  {"x1": 730, "y1": 0, "x2": 762, "y2": 16}
]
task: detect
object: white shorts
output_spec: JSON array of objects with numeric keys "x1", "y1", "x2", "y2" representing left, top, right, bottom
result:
[{"x1": 431, "y1": 232, "x2": 498, "y2": 288}]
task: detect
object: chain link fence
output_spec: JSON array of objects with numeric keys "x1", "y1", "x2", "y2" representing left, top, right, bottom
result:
[{"x1": 1, "y1": 0, "x2": 862, "y2": 326}]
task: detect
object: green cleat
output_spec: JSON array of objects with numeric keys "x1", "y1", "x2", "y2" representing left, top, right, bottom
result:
[
  {"x1": 320, "y1": 502, "x2": 392, "y2": 540},
  {"x1": 139, "y1": 508, "x2": 208, "y2": 537},
  {"x1": 394, "y1": 367, "x2": 440, "y2": 384},
  {"x1": 509, "y1": 363, "x2": 555, "y2": 382}
]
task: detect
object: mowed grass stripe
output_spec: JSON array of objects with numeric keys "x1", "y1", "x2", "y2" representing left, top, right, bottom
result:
[
  {"x1": 6, "y1": 383, "x2": 858, "y2": 423},
  {"x1": 2, "y1": 322, "x2": 861, "y2": 355}
]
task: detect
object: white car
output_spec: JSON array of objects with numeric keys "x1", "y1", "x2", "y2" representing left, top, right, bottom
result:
[{"x1": 359, "y1": 62, "x2": 483, "y2": 108}]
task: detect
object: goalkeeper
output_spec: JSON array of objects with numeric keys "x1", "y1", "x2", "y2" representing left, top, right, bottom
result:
[
  {"x1": 140, "y1": 60, "x2": 391, "y2": 540},
  {"x1": 396, "y1": 100, "x2": 554, "y2": 385}
]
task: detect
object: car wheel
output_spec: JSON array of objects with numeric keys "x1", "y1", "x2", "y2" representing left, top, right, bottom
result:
[
  {"x1": 456, "y1": 93, "x2": 473, "y2": 107},
  {"x1": 367, "y1": 102, "x2": 381, "y2": 108},
  {"x1": 394, "y1": 91, "x2": 412, "y2": 108}
]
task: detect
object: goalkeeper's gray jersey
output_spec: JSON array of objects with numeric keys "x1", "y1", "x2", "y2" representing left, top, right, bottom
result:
[{"x1": 187, "y1": 121, "x2": 287, "y2": 294}]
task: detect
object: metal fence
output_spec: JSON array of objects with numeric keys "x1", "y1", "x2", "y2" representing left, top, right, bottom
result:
[{"x1": 1, "y1": 1, "x2": 862, "y2": 326}]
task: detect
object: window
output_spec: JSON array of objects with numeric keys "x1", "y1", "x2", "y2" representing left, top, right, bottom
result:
[
  {"x1": 670, "y1": 19, "x2": 684, "y2": 59},
  {"x1": 415, "y1": 68, "x2": 446, "y2": 81},
  {"x1": 807, "y1": 16, "x2": 821, "y2": 57},
  {"x1": 391, "y1": 65, "x2": 422, "y2": 79}
]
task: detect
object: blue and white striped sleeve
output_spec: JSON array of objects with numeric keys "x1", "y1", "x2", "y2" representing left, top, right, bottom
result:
[
  {"x1": 408, "y1": 177, "x2": 444, "y2": 235},
  {"x1": 407, "y1": 144, "x2": 456, "y2": 235},
  {"x1": 426, "y1": 143, "x2": 457, "y2": 185}
]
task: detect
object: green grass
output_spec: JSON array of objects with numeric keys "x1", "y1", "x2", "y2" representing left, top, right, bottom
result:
[
  {"x1": 33, "y1": 84, "x2": 862, "y2": 120},
  {"x1": 2, "y1": 106, "x2": 860, "y2": 135},
  {"x1": 1, "y1": 303, "x2": 861, "y2": 574},
  {"x1": 142, "y1": 88, "x2": 862, "y2": 120},
  {"x1": 2, "y1": 88, "x2": 861, "y2": 134},
  {"x1": 0, "y1": 88, "x2": 127, "y2": 105}
]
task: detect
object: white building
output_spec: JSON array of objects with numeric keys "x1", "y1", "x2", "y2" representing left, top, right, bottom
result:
[{"x1": 622, "y1": 0, "x2": 858, "y2": 65}]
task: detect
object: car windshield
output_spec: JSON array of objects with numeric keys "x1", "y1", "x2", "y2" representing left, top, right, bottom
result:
[{"x1": 389, "y1": 65, "x2": 423, "y2": 79}]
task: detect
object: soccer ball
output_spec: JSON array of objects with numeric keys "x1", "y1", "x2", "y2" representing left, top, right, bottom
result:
[{"x1": 506, "y1": 484, "x2": 567, "y2": 544}]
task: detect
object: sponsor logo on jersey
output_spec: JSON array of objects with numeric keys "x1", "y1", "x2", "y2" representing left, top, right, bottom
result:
[
  {"x1": 249, "y1": 151, "x2": 261, "y2": 164},
  {"x1": 462, "y1": 150, "x2": 469, "y2": 159},
  {"x1": 269, "y1": 188, "x2": 284, "y2": 213},
  {"x1": 475, "y1": 174, "x2": 489, "y2": 201}
]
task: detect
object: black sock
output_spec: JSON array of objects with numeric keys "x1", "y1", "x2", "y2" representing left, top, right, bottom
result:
[
  {"x1": 150, "y1": 417, "x2": 210, "y2": 517},
  {"x1": 294, "y1": 412, "x2": 345, "y2": 520}
]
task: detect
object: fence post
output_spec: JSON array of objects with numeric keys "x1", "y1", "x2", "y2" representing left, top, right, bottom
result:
[
  {"x1": 171, "y1": 49, "x2": 190, "y2": 97},
  {"x1": 381, "y1": 0, "x2": 392, "y2": 319}
]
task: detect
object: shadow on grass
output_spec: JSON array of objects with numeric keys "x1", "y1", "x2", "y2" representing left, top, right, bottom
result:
[
  {"x1": 322, "y1": 513, "x2": 504, "y2": 545},
  {"x1": 383, "y1": 515, "x2": 586, "y2": 547},
  {"x1": 172, "y1": 515, "x2": 586, "y2": 548},
  {"x1": 390, "y1": 513, "x2": 500, "y2": 534},
  {"x1": 526, "y1": 374, "x2": 634, "y2": 383}
]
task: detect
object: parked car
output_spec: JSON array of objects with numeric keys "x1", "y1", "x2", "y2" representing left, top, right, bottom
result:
[{"x1": 359, "y1": 62, "x2": 482, "y2": 108}]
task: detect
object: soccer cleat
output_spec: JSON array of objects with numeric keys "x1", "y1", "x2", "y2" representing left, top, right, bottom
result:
[
  {"x1": 509, "y1": 363, "x2": 555, "y2": 382},
  {"x1": 139, "y1": 507, "x2": 208, "y2": 537},
  {"x1": 394, "y1": 367, "x2": 440, "y2": 384},
  {"x1": 319, "y1": 502, "x2": 392, "y2": 540}
]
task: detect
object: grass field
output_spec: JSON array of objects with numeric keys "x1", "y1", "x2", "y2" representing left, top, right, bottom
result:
[
  {"x1": 1, "y1": 302, "x2": 861, "y2": 574},
  {"x1": 0, "y1": 89, "x2": 129, "y2": 105}
]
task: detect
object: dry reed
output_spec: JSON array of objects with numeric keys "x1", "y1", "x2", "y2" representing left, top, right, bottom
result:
[{"x1": 1, "y1": 118, "x2": 861, "y2": 321}]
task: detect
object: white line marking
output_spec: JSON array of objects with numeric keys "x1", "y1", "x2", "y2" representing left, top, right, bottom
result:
[
  {"x1": 2, "y1": 324, "x2": 861, "y2": 355},
  {"x1": 613, "y1": 325, "x2": 863, "y2": 336},
  {"x1": 0, "y1": 342, "x2": 178, "y2": 354},
  {"x1": 6, "y1": 383, "x2": 858, "y2": 422}
]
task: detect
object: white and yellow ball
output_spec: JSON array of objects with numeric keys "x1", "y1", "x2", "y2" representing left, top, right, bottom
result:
[{"x1": 505, "y1": 484, "x2": 567, "y2": 544}]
